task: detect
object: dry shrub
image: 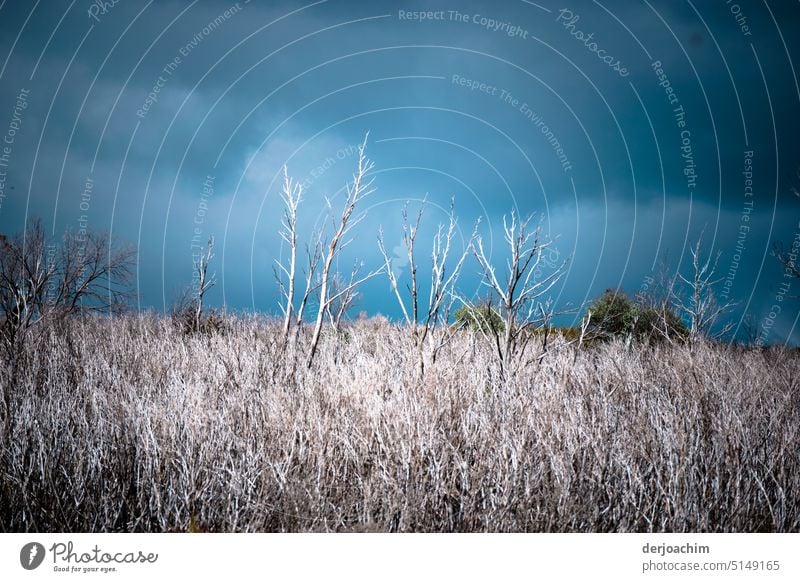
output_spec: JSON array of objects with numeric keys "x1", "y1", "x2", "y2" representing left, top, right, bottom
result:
[
  {"x1": 171, "y1": 302, "x2": 229, "y2": 336},
  {"x1": 0, "y1": 314, "x2": 798, "y2": 532}
]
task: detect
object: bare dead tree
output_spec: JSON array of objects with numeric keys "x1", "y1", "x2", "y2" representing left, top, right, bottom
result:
[
  {"x1": 378, "y1": 199, "x2": 472, "y2": 377},
  {"x1": 272, "y1": 166, "x2": 328, "y2": 349},
  {"x1": 306, "y1": 134, "x2": 382, "y2": 367},
  {"x1": 469, "y1": 212, "x2": 567, "y2": 378},
  {"x1": 193, "y1": 236, "x2": 215, "y2": 332},
  {"x1": 0, "y1": 219, "x2": 135, "y2": 349},
  {"x1": 0, "y1": 222, "x2": 52, "y2": 346},
  {"x1": 673, "y1": 237, "x2": 737, "y2": 343},
  {"x1": 54, "y1": 230, "x2": 135, "y2": 316},
  {"x1": 275, "y1": 166, "x2": 303, "y2": 342}
]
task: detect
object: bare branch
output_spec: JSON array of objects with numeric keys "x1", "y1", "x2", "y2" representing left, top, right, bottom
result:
[
  {"x1": 377, "y1": 198, "x2": 473, "y2": 377},
  {"x1": 470, "y1": 212, "x2": 568, "y2": 378},
  {"x1": 193, "y1": 236, "x2": 215, "y2": 331},
  {"x1": 0, "y1": 219, "x2": 135, "y2": 350},
  {"x1": 307, "y1": 133, "x2": 377, "y2": 367},
  {"x1": 276, "y1": 166, "x2": 303, "y2": 342},
  {"x1": 672, "y1": 236, "x2": 737, "y2": 343}
]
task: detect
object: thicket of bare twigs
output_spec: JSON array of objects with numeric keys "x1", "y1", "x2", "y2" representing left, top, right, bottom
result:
[{"x1": 1, "y1": 313, "x2": 798, "y2": 533}]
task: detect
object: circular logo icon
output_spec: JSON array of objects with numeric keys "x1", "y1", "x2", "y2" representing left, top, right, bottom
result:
[{"x1": 20, "y1": 542, "x2": 46, "y2": 570}]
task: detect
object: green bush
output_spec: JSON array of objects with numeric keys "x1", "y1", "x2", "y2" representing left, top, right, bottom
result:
[
  {"x1": 586, "y1": 289, "x2": 687, "y2": 343},
  {"x1": 634, "y1": 304, "x2": 688, "y2": 343},
  {"x1": 454, "y1": 303, "x2": 505, "y2": 334},
  {"x1": 587, "y1": 290, "x2": 637, "y2": 338}
]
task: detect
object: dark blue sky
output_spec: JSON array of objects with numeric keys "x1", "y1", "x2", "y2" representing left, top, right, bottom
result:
[{"x1": 1, "y1": 0, "x2": 799, "y2": 343}]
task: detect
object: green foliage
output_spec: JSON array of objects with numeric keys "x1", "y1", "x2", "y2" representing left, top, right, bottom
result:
[
  {"x1": 587, "y1": 290, "x2": 638, "y2": 338},
  {"x1": 634, "y1": 304, "x2": 689, "y2": 342},
  {"x1": 587, "y1": 289, "x2": 688, "y2": 343},
  {"x1": 454, "y1": 303, "x2": 505, "y2": 334}
]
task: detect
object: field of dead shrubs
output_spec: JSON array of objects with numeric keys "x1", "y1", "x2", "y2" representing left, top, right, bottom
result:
[{"x1": 1, "y1": 314, "x2": 798, "y2": 532}]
